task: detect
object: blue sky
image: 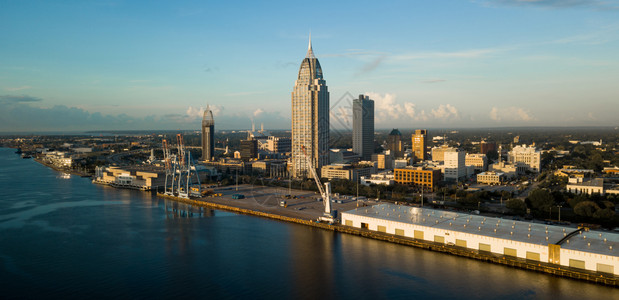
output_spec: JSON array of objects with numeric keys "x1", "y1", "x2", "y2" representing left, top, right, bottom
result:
[{"x1": 1, "y1": 0, "x2": 619, "y2": 131}]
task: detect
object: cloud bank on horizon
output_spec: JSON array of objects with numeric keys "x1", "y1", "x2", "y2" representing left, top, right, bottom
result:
[{"x1": 1, "y1": 0, "x2": 618, "y2": 131}]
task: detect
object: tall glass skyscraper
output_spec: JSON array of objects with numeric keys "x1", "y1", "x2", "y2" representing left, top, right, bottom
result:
[
  {"x1": 201, "y1": 106, "x2": 215, "y2": 161},
  {"x1": 353, "y1": 94, "x2": 375, "y2": 161},
  {"x1": 291, "y1": 36, "x2": 329, "y2": 177},
  {"x1": 412, "y1": 129, "x2": 428, "y2": 161}
]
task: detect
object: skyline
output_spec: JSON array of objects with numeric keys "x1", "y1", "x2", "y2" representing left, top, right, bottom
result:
[{"x1": 2, "y1": 0, "x2": 619, "y2": 132}]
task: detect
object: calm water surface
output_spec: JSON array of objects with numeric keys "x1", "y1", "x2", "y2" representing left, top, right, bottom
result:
[{"x1": 0, "y1": 148, "x2": 616, "y2": 299}]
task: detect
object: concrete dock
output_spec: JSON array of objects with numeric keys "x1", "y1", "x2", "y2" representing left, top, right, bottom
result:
[{"x1": 158, "y1": 184, "x2": 618, "y2": 287}]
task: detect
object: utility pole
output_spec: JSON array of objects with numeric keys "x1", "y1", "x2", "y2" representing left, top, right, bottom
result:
[
  {"x1": 421, "y1": 186, "x2": 424, "y2": 207},
  {"x1": 356, "y1": 175, "x2": 359, "y2": 207},
  {"x1": 549, "y1": 206, "x2": 552, "y2": 220}
]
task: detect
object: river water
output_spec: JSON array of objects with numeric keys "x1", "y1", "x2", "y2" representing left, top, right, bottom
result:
[{"x1": 0, "y1": 148, "x2": 616, "y2": 299}]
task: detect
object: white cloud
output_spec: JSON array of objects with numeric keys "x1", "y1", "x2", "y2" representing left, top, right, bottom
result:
[
  {"x1": 185, "y1": 106, "x2": 203, "y2": 120},
  {"x1": 365, "y1": 92, "x2": 402, "y2": 122},
  {"x1": 417, "y1": 110, "x2": 430, "y2": 121},
  {"x1": 185, "y1": 105, "x2": 225, "y2": 121},
  {"x1": 365, "y1": 92, "x2": 460, "y2": 123},
  {"x1": 489, "y1": 106, "x2": 534, "y2": 121},
  {"x1": 253, "y1": 108, "x2": 264, "y2": 117},
  {"x1": 4, "y1": 86, "x2": 32, "y2": 91},
  {"x1": 403, "y1": 102, "x2": 416, "y2": 118},
  {"x1": 431, "y1": 104, "x2": 460, "y2": 120},
  {"x1": 420, "y1": 79, "x2": 446, "y2": 83},
  {"x1": 393, "y1": 48, "x2": 506, "y2": 61}
]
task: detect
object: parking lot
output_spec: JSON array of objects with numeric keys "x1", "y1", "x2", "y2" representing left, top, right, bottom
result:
[{"x1": 200, "y1": 184, "x2": 371, "y2": 221}]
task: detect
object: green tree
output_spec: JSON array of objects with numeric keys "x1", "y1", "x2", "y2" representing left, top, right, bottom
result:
[
  {"x1": 573, "y1": 201, "x2": 599, "y2": 218},
  {"x1": 527, "y1": 189, "x2": 554, "y2": 215},
  {"x1": 506, "y1": 199, "x2": 526, "y2": 215}
]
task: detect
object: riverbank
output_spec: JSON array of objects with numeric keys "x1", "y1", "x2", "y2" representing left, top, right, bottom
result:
[
  {"x1": 158, "y1": 192, "x2": 618, "y2": 287},
  {"x1": 34, "y1": 157, "x2": 92, "y2": 177}
]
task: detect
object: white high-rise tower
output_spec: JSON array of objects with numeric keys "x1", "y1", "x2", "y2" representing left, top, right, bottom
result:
[{"x1": 291, "y1": 35, "x2": 329, "y2": 177}]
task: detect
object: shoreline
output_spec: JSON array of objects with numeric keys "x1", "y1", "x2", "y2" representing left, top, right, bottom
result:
[
  {"x1": 21, "y1": 151, "x2": 617, "y2": 287},
  {"x1": 33, "y1": 157, "x2": 92, "y2": 178},
  {"x1": 157, "y1": 192, "x2": 618, "y2": 287}
]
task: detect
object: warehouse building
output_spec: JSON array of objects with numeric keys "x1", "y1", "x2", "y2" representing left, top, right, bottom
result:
[
  {"x1": 93, "y1": 166, "x2": 166, "y2": 190},
  {"x1": 341, "y1": 203, "x2": 618, "y2": 275}
]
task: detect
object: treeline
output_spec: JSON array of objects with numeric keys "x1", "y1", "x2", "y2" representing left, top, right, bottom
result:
[{"x1": 506, "y1": 189, "x2": 618, "y2": 228}]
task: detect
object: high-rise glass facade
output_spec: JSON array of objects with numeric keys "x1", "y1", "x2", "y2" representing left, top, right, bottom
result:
[
  {"x1": 202, "y1": 107, "x2": 215, "y2": 161},
  {"x1": 387, "y1": 129, "x2": 403, "y2": 158},
  {"x1": 291, "y1": 37, "x2": 329, "y2": 177},
  {"x1": 412, "y1": 129, "x2": 428, "y2": 161},
  {"x1": 353, "y1": 94, "x2": 374, "y2": 161}
]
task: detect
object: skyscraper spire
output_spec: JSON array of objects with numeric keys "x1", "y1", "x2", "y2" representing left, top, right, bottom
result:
[
  {"x1": 306, "y1": 32, "x2": 315, "y2": 58},
  {"x1": 293, "y1": 33, "x2": 328, "y2": 177}
]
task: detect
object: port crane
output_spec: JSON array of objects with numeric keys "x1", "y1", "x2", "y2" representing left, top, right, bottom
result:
[
  {"x1": 301, "y1": 146, "x2": 335, "y2": 223},
  {"x1": 162, "y1": 134, "x2": 202, "y2": 199}
]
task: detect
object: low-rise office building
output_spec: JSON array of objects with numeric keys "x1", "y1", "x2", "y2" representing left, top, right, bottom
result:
[
  {"x1": 372, "y1": 153, "x2": 393, "y2": 170},
  {"x1": 567, "y1": 178, "x2": 605, "y2": 195},
  {"x1": 431, "y1": 145, "x2": 456, "y2": 162},
  {"x1": 321, "y1": 163, "x2": 375, "y2": 182},
  {"x1": 477, "y1": 171, "x2": 505, "y2": 185},
  {"x1": 360, "y1": 173, "x2": 395, "y2": 186},
  {"x1": 603, "y1": 167, "x2": 619, "y2": 175},
  {"x1": 554, "y1": 168, "x2": 594, "y2": 178},
  {"x1": 266, "y1": 136, "x2": 291, "y2": 153},
  {"x1": 465, "y1": 153, "x2": 488, "y2": 172},
  {"x1": 394, "y1": 167, "x2": 441, "y2": 189}
]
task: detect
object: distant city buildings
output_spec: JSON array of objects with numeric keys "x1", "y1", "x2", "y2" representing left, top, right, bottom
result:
[
  {"x1": 444, "y1": 150, "x2": 466, "y2": 182},
  {"x1": 202, "y1": 106, "x2": 215, "y2": 161},
  {"x1": 330, "y1": 149, "x2": 360, "y2": 164},
  {"x1": 567, "y1": 177, "x2": 605, "y2": 195},
  {"x1": 567, "y1": 177, "x2": 619, "y2": 195},
  {"x1": 393, "y1": 159, "x2": 408, "y2": 169},
  {"x1": 603, "y1": 167, "x2": 619, "y2": 175},
  {"x1": 266, "y1": 136, "x2": 291, "y2": 153},
  {"x1": 554, "y1": 167, "x2": 594, "y2": 178},
  {"x1": 394, "y1": 167, "x2": 441, "y2": 189},
  {"x1": 465, "y1": 153, "x2": 488, "y2": 172},
  {"x1": 508, "y1": 144, "x2": 541, "y2": 173},
  {"x1": 387, "y1": 129, "x2": 403, "y2": 158},
  {"x1": 291, "y1": 36, "x2": 329, "y2": 177},
  {"x1": 411, "y1": 129, "x2": 427, "y2": 161},
  {"x1": 480, "y1": 140, "x2": 496, "y2": 156},
  {"x1": 477, "y1": 171, "x2": 505, "y2": 185},
  {"x1": 353, "y1": 94, "x2": 375, "y2": 161},
  {"x1": 240, "y1": 139, "x2": 258, "y2": 160},
  {"x1": 41, "y1": 151, "x2": 73, "y2": 168},
  {"x1": 360, "y1": 172, "x2": 395, "y2": 186},
  {"x1": 321, "y1": 163, "x2": 375, "y2": 182},
  {"x1": 431, "y1": 145, "x2": 456, "y2": 162},
  {"x1": 372, "y1": 153, "x2": 393, "y2": 170}
]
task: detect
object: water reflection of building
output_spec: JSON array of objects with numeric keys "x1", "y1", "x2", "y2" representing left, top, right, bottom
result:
[
  {"x1": 289, "y1": 224, "x2": 335, "y2": 298},
  {"x1": 163, "y1": 200, "x2": 214, "y2": 219}
]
